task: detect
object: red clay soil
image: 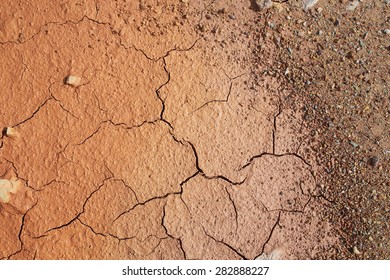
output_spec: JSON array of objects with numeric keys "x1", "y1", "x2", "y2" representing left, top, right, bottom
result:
[{"x1": 0, "y1": 0, "x2": 388, "y2": 260}]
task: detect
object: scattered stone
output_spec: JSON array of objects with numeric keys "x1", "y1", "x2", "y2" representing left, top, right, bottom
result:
[
  {"x1": 349, "y1": 140, "x2": 359, "y2": 148},
  {"x1": 346, "y1": 51, "x2": 354, "y2": 59},
  {"x1": 353, "y1": 246, "x2": 362, "y2": 255},
  {"x1": 65, "y1": 75, "x2": 82, "y2": 87},
  {"x1": 228, "y1": 14, "x2": 236, "y2": 20},
  {"x1": 205, "y1": 14, "x2": 212, "y2": 20},
  {"x1": 317, "y1": 7, "x2": 323, "y2": 13},
  {"x1": 383, "y1": 29, "x2": 390, "y2": 35},
  {"x1": 255, "y1": 248, "x2": 283, "y2": 260},
  {"x1": 255, "y1": 0, "x2": 273, "y2": 10},
  {"x1": 3, "y1": 127, "x2": 19, "y2": 138},
  {"x1": 0, "y1": 178, "x2": 21, "y2": 203},
  {"x1": 367, "y1": 156, "x2": 379, "y2": 167},
  {"x1": 303, "y1": 0, "x2": 320, "y2": 11},
  {"x1": 346, "y1": 0, "x2": 361, "y2": 11}
]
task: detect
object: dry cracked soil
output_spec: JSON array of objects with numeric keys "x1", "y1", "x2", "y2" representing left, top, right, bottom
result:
[{"x1": 0, "y1": 0, "x2": 388, "y2": 260}]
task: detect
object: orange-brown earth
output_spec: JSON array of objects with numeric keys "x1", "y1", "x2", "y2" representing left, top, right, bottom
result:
[{"x1": 0, "y1": 0, "x2": 388, "y2": 259}]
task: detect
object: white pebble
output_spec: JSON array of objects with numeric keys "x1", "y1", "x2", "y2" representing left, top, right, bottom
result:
[
  {"x1": 346, "y1": 0, "x2": 361, "y2": 11},
  {"x1": 65, "y1": 75, "x2": 82, "y2": 86},
  {"x1": 256, "y1": 0, "x2": 273, "y2": 9},
  {"x1": 256, "y1": 248, "x2": 283, "y2": 260},
  {"x1": 303, "y1": 0, "x2": 320, "y2": 11},
  {"x1": 353, "y1": 246, "x2": 362, "y2": 255},
  {"x1": 0, "y1": 179, "x2": 21, "y2": 203},
  {"x1": 4, "y1": 127, "x2": 19, "y2": 138}
]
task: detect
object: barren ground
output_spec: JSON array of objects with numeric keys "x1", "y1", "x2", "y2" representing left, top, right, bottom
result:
[{"x1": 0, "y1": 0, "x2": 388, "y2": 260}]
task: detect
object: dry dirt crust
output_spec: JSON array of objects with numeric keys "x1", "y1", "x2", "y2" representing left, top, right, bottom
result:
[{"x1": 0, "y1": 0, "x2": 388, "y2": 260}]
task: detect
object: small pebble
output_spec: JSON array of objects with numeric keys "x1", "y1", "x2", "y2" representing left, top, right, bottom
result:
[
  {"x1": 303, "y1": 0, "x2": 319, "y2": 11},
  {"x1": 368, "y1": 156, "x2": 379, "y2": 167},
  {"x1": 353, "y1": 246, "x2": 362, "y2": 255},
  {"x1": 349, "y1": 140, "x2": 359, "y2": 148},
  {"x1": 228, "y1": 14, "x2": 236, "y2": 20},
  {"x1": 3, "y1": 127, "x2": 19, "y2": 138},
  {"x1": 255, "y1": 0, "x2": 273, "y2": 10},
  {"x1": 383, "y1": 29, "x2": 390, "y2": 35},
  {"x1": 65, "y1": 75, "x2": 81, "y2": 87},
  {"x1": 346, "y1": 0, "x2": 360, "y2": 11}
]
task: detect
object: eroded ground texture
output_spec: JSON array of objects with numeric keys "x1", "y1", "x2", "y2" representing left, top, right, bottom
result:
[{"x1": 0, "y1": 0, "x2": 387, "y2": 260}]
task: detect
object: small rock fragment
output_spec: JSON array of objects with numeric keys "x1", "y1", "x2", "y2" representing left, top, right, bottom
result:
[
  {"x1": 349, "y1": 140, "x2": 359, "y2": 148},
  {"x1": 383, "y1": 29, "x2": 390, "y2": 35},
  {"x1": 0, "y1": 178, "x2": 21, "y2": 203},
  {"x1": 255, "y1": 248, "x2": 283, "y2": 260},
  {"x1": 3, "y1": 127, "x2": 19, "y2": 138},
  {"x1": 303, "y1": 0, "x2": 320, "y2": 11},
  {"x1": 353, "y1": 246, "x2": 362, "y2": 255},
  {"x1": 346, "y1": 0, "x2": 361, "y2": 11},
  {"x1": 367, "y1": 156, "x2": 379, "y2": 167},
  {"x1": 255, "y1": 0, "x2": 273, "y2": 10},
  {"x1": 65, "y1": 75, "x2": 82, "y2": 87}
]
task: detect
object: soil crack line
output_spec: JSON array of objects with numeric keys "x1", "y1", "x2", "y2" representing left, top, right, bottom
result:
[
  {"x1": 254, "y1": 211, "x2": 281, "y2": 259},
  {"x1": 161, "y1": 201, "x2": 187, "y2": 259},
  {"x1": 201, "y1": 226, "x2": 247, "y2": 260}
]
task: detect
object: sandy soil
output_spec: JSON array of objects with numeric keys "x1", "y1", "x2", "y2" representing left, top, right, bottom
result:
[{"x1": 0, "y1": 0, "x2": 388, "y2": 260}]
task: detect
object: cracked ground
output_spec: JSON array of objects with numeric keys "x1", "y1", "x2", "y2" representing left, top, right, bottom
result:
[{"x1": 1, "y1": 1, "x2": 388, "y2": 260}]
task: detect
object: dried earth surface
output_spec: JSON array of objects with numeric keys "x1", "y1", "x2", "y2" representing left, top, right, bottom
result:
[{"x1": 0, "y1": 0, "x2": 388, "y2": 259}]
